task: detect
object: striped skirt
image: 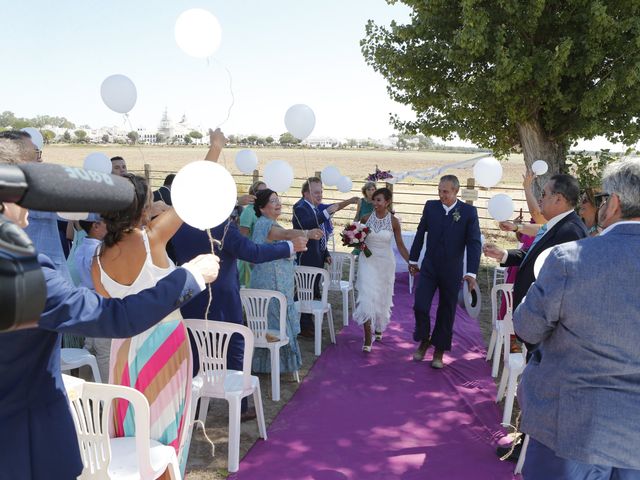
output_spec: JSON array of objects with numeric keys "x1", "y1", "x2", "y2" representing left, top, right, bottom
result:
[{"x1": 109, "y1": 313, "x2": 192, "y2": 467}]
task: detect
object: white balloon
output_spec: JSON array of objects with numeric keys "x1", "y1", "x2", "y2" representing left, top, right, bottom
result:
[
  {"x1": 100, "y1": 74, "x2": 137, "y2": 114},
  {"x1": 284, "y1": 104, "x2": 316, "y2": 140},
  {"x1": 172, "y1": 161, "x2": 237, "y2": 230},
  {"x1": 235, "y1": 149, "x2": 258, "y2": 174},
  {"x1": 83, "y1": 152, "x2": 112, "y2": 174},
  {"x1": 57, "y1": 212, "x2": 89, "y2": 221},
  {"x1": 336, "y1": 176, "x2": 353, "y2": 193},
  {"x1": 321, "y1": 165, "x2": 341, "y2": 186},
  {"x1": 21, "y1": 127, "x2": 44, "y2": 150},
  {"x1": 531, "y1": 160, "x2": 549, "y2": 175},
  {"x1": 263, "y1": 160, "x2": 294, "y2": 192},
  {"x1": 175, "y1": 9, "x2": 222, "y2": 58},
  {"x1": 487, "y1": 193, "x2": 514, "y2": 222},
  {"x1": 534, "y1": 247, "x2": 553, "y2": 279},
  {"x1": 473, "y1": 156, "x2": 503, "y2": 188}
]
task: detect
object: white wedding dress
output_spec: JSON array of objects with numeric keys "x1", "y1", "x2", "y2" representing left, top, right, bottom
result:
[{"x1": 353, "y1": 211, "x2": 396, "y2": 333}]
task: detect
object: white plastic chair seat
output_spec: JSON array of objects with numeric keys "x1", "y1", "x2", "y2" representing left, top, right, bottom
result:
[
  {"x1": 61, "y1": 347, "x2": 102, "y2": 383},
  {"x1": 201, "y1": 370, "x2": 260, "y2": 399},
  {"x1": 108, "y1": 438, "x2": 178, "y2": 480}
]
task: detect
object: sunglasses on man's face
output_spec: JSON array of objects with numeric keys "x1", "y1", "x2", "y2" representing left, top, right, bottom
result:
[{"x1": 594, "y1": 192, "x2": 610, "y2": 208}]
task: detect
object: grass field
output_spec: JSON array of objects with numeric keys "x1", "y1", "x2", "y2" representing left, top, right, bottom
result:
[{"x1": 45, "y1": 145, "x2": 528, "y2": 237}]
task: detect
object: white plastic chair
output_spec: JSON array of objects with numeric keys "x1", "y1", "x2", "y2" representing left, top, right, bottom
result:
[
  {"x1": 327, "y1": 252, "x2": 356, "y2": 327},
  {"x1": 514, "y1": 434, "x2": 529, "y2": 475},
  {"x1": 185, "y1": 320, "x2": 267, "y2": 473},
  {"x1": 486, "y1": 283, "x2": 514, "y2": 378},
  {"x1": 493, "y1": 266, "x2": 507, "y2": 287},
  {"x1": 240, "y1": 288, "x2": 299, "y2": 401},
  {"x1": 68, "y1": 381, "x2": 181, "y2": 480},
  {"x1": 61, "y1": 347, "x2": 102, "y2": 383},
  {"x1": 496, "y1": 308, "x2": 527, "y2": 427},
  {"x1": 294, "y1": 266, "x2": 336, "y2": 356}
]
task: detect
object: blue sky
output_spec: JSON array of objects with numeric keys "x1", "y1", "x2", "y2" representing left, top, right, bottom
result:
[{"x1": 0, "y1": 1, "x2": 628, "y2": 149}]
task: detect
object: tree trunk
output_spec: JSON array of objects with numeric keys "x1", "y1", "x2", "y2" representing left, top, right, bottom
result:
[{"x1": 516, "y1": 119, "x2": 568, "y2": 192}]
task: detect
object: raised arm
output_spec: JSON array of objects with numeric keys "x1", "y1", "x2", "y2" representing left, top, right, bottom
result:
[
  {"x1": 326, "y1": 196, "x2": 359, "y2": 215},
  {"x1": 204, "y1": 128, "x2": 226, "y2": 162},
  {"x1": 268, "y1": 225, "x2": 323, "y2": 242},
  {"x1": 523, "y1": 169, "x2": 547, "y2": 224}
]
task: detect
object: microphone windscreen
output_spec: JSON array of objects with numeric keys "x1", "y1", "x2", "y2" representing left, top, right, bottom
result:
[{"x1": 17, "y1": 163, "x2": 135, "y2": 212}]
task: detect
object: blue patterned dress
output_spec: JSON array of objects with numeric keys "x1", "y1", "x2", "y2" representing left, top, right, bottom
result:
[{"x1": 250, "y1": 216, "x2": 302, "y2": 373}]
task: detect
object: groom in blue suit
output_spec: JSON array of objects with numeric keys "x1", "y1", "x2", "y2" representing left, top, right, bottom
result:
[{"x1": 409, "y1": 175, "x2": 481, "y2": 369}]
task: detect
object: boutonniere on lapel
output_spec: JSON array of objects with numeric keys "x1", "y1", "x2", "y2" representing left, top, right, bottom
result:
[{"x1": 452, "y1": 209, "x2": 461, "y2": 222}]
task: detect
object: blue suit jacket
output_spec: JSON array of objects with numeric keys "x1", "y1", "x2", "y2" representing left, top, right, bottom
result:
[
  {"x1": 0, "y1": 255, "x2": 202, "y2": 480},
  {"x1": 172, "y1": 220, "x2": 291, "y2": 322},
  {"x1": 514, "y1": 223, "x2": 640, "y2": 468},
  {"x1": 409, "y1": 200, "x2": 481, "y2": 278},
  {"x1": 292, "y1": 198, "x2": 329, "y2": 267}
]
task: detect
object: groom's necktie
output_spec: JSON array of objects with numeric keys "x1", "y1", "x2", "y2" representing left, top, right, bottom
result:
[
  {"x1": 315, "y1": 207, "x2": 327, "y2": 251},
  {"x1": 522, "y1": 223, "x2": 548, "y2": 263}
]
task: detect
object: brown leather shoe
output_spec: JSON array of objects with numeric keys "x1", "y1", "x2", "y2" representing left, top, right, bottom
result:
[
  {"x1": 241, "y1": 407, "x2": 257, "y2": 422},
  {"x1": 412, "y1": 339, "x2": 430, "y2": 361},
  {"x1": 431, "y1": 349, "x2": 444, "y2": 369},
  {"x1": 297, "y1": 328, "x2": 315, "y2": 339}
]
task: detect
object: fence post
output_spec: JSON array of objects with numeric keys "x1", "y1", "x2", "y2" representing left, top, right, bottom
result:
[
  {"x1": 315, "y1": 171, "x2": 321, "y2": 179},
  {"x1": 144, "y1": 164, "x2": 151, "y2": 186},
  {"x1": 252, "y1": 169, "x2": 259, "y2": 184},
  {"x1": 465, "y1": 177, "x2": 475, "y2": 206}
]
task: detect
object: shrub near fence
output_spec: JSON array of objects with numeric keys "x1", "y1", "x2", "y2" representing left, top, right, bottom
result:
[{"x1": 140, "y1": 165, "x2": 529, "y2": 236}]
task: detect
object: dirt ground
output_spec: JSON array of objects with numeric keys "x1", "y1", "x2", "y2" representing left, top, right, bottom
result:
[{"x1": 183, "y1": 258, "x2": 502, "y2": 480}]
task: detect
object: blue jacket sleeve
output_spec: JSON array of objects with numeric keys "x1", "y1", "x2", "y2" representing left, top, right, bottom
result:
[
  {"x1": 223, "y1": 222, "x2": 291, "y2": 263},
  {"x1": 293, "y1": 200, "x2": 326, "y2": 230},
  {"x1": 37, "y1": 255, "x2": 202, "y2": 338},
  {"x1": 410, "y1": 202, "x2": 429, "y2": 261}
]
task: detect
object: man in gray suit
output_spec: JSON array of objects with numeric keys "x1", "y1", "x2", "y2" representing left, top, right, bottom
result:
[{"x1": 514, "y1": 158, "x2": 640, "y2": 479}]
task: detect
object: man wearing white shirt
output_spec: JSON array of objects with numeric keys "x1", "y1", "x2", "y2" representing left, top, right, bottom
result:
[{"x1": 512, "y1": 158, "x2": 640, "y2": 478}]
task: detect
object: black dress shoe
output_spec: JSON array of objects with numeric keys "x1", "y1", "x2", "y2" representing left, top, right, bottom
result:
[
  {"x1": 241, "y1": 407, "x2": 257, "y2": 422},
  {"x1": 496, "y1": 441, "x2": 522, "y2": 462},
  {"x1": 297, "y1": 329, "x2": 315, "y2": 339}
]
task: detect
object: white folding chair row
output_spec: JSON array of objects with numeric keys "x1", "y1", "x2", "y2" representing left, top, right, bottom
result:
[
  {"x1": 68, "y1": 379, "x2": 181, "y2": 479},
  {"x1": 326, "y1": 252, "x2": 356, "y2": 327},
  {"x1": 486, "y1": 283, "x2": 514, "y2": 378},
  {"x1": 240, "y1": 288, "x2": 298, "y2": 401},
  {"x1": 496, "y1": 306, "x2": 527, "y2": 427},
  {"x1": 61, "y1": 347, "x2": 102, "y2": 383},
  {"x1": 493, "y1": 265, "x2": 507, "y2": 287},
  {"x1": 294, "y1": 266, "x2": 336, "y2": 356},
  {"x1": 185, "y1": 320, "x2": 267, "y2": 473}
]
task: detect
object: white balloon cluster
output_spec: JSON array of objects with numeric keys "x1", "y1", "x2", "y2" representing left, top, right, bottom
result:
[
  {"x1": 172, "y1": 161, "x2": 237, "y2": 230},
  {"x1": 320, "y1": 165, "x2": 353, "y2": 192},
  {"x1": 473, "y1": 156, "x2": 503, "y2": 188}
]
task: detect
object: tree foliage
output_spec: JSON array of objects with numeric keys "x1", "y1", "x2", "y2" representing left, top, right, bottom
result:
[
  {"x1": 74, "y1": 130, "x2": 87, "y2": 142},
  {"x1": 362, "y1": 0, "x2": 640, "y2": 170},
  {"x1": 0, "y1": 110, "x2": 75, "y2": 129},
  {"x1": 279, "y1": 132, "x2": 301, "y2": 145},
  {"x1": 188, "y1": 130, "x2": 203, "y2": 139}
]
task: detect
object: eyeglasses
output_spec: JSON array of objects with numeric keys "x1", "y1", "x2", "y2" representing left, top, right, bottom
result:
[
  {"x1": 595, "y1": 192, "x2": 611, "y2": 208},
  {"x1": 268, "y1": 198, "x2": 281, "y2": 205}
]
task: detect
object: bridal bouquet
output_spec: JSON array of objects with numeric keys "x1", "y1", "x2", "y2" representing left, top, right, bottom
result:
[{"x1": 341, "y1": 222, "x2": 372, "y2": 257}]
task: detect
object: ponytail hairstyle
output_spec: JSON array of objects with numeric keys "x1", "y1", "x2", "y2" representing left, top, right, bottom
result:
[{"x1": 100, "y1": 173, "x2": 149, "y2": 248}]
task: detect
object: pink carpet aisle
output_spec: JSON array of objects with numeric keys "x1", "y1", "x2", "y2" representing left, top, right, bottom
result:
[{"x1": 233, "y1": 273, "x2": 517, "y2": 479}]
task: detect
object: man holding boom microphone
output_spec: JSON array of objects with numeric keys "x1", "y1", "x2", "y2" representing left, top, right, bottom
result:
[{"x1": 0, "y1": 136, "x2": 221, "y2": 479}]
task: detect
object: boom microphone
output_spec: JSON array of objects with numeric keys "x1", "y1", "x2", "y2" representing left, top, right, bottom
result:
[{"x1": 0, "y1": 163, "x2": 135, "y2": 212}]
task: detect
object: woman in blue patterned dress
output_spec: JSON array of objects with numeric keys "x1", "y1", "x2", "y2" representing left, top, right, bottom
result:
[{"x1": 250, "y1": 189, "x2": 323, "y2": 374}]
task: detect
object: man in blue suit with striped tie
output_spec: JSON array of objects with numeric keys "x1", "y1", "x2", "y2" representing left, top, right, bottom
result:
[{"x1": 409, "y1": 175, "x2": 482, "y2": 369}]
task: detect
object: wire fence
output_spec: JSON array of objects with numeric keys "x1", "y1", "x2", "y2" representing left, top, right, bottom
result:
[{"x1": 138, "y1": 165, "x2": 530, "y2": 236}]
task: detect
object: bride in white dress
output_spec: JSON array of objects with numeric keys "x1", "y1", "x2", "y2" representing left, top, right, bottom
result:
[{"x1": 353, "y1": 188, "x2": 410, "y2": 352}]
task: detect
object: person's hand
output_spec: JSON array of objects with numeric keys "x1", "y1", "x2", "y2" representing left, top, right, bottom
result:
[
  {"x1": 408, "y1": 264, "x2": 420, "y2": 275},
  {"x1": 185, "y1": 253, "x2": 220, "y2": 284},
  {"x1": 483, "y1": 243, "x2": 507, "y2": 261},
  {"x1": 499, "y1": 221, "x2": 517, "y2": 232},
  {"x1": 325, "y1": 256, "x2": 332, "y2": 265},
  {"x1": 237, "y1": 194, "x2": 256, "y2": 206},
  {"x1": 150, "y1": 200, "x2": 170, "y2": 218},
  {"x1": 523, "y1": 168, "x2": 535, "y2": 189},
  {"x1": 307, "y1": 228, "x2": 323, "y2": 241},
  {"x1": 463, "y1": 275, "x2": 478, "y2": 291},
  {"x1": 209, "y1": 128, "x2": 226, "y2": 150},
  {"x1": 291, "y1": 236, "x2": 308, "y2": 252}
]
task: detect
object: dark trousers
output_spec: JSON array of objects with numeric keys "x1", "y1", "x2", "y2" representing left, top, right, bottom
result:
[
  {"x1": 523, "y1": 437, "x2": 640, "y2": 480},
  {"x1": 413, "y1": 268, "x2": 460, "y2": 351}
]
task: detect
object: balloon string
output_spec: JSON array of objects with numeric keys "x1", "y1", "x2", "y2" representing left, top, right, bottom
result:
[
  {"x1": 210, "y1": 57, "x2": 235, "y2": 130},
  {"x1": 203, "y1": 221, "x2": 231, "y2": 322}
]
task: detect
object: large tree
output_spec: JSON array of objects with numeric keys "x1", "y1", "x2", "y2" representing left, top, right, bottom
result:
[{"x1": 362, "y1": 0, "x2": 640, "y2": 173}]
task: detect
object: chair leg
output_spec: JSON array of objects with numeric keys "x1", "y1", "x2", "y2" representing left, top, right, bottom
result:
[
  {"x1": 491, "y1": 334, "x2": 504, "y2": 378},
  {"x1": 496, "y1": 365, "x2": 509, "y2": 402},
  {"x1": 253, "y1": 383, "x2": 267, "y2": 440},
  {"x1": 198, "y1": 397, "x2": 211, "y2": 426},
  {"x1": 166, "y1": 456, "x2": 181, "y2": 480},
  {"x1": 486, "y1": 329, "x2": 496, "y2": 361},
  {"x1": 502, "y1": 370, "x2": 518, "y2": 426},
  {"x1": 270, "y1": 347, "x2": 280, "y2": 402},
  {"x1": 314, "y1": 312, "x2": 322, "y2": 356},
  {"x1": 350, "y1": 288, "x2": 355, "y2": 312},
  {"x1": 514, "y1": 434, "x2": 529, "y2": 474},
  {"x1": 227, "y1": 397, "x2": 242, "y2": 473},
  {"x1": 87, "y1": 356, "x2": 102, "y2": 383},
  {"x1": 341, "y1": 289, "x2": 349, "y2": 327},
  {"x1": 293, "y1": 370, "x2": 300, "y2": 383},
  {"x1": 327, "y1": 306, "x2": 336, "y2": 344}
]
